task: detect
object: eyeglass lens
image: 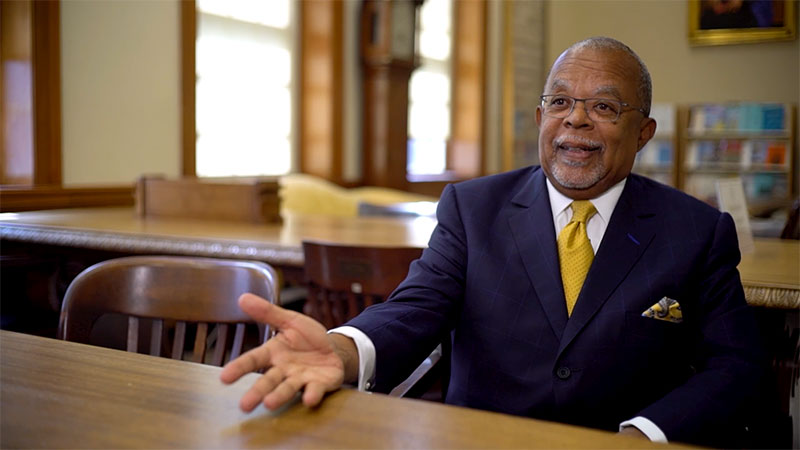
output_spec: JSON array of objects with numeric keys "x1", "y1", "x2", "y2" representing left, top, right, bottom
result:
[{"x1": 541, "y1": 95, "x2": 621, "y2": 122}]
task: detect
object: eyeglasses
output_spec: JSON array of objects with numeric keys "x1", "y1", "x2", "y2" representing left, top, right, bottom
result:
[{"x1": 539, "y1": 94, "x2": 647, "y2": 123}]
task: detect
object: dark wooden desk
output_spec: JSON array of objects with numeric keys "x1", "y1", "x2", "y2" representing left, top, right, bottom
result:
[
  {"x1": 0, "y1": 207, "x2": 436, "y2": 268},
  {"x1": 0, "y1": 330, "x2": 678, "y2": 449},
  {"x1": 1, "y1": 207, "x2": 796, "y2": 308}
]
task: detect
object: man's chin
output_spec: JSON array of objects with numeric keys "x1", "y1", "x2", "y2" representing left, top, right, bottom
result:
[{"x1": 550, "y1": 166, "x2": 603, "y2": 191}]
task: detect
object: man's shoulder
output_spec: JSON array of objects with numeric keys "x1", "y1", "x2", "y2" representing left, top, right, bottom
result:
[
  {"x1": 627, "y1": 173, "x2": 721, "y2": 217},
  {"x1": 451, "y1": 166, "x2": 542, "y2": 192}
]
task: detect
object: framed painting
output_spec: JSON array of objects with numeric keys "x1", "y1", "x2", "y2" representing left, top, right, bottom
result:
[{"x1": 689, "y1": 0, "x2": 797, "y2": 45}]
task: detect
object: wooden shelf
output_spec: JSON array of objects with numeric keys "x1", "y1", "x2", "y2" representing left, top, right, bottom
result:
[{"x1": 686, "y1": 131, "x2": 791, "y2": 140}]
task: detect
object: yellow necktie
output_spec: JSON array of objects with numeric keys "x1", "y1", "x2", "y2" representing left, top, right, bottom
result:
[{"x1": 558, "y1": 200, "x2": 597, "y2": 316}]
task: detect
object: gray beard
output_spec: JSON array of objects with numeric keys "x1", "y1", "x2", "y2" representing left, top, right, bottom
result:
[{"x1": 548, "y1": 155, "x2": 606, "y2": 190}]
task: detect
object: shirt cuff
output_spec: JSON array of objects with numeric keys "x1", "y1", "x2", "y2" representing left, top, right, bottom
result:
[
  {"x1": 620, "y1": 417, "x2": 668, "y2": 443},
  {"x1": 328, "y1": 326, "x2": 376, "y2": 391}
]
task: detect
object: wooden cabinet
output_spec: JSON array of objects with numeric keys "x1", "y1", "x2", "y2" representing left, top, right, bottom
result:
[{"x1": 360, "y1": 0, "x2": 422, "y2": 189}]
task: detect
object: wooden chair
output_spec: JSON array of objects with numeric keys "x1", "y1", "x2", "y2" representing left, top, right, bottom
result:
[
  {"x1": 302, "y1": 240, "x2": 448, "y2": 399},
  {"x1": 302, "y1": 241, "x2": 423, "y2": 328},
  {"x1": 58, "y1": 256, "x2": 280, "y2": 366},
  {"x1": 780, "y1": 199, "x2": 799, "y2": 239}
]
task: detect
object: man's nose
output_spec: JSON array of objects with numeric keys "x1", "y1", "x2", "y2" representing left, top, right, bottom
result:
[{"x1": 564, "y1": 100, "x2": 593, "y2": 128}]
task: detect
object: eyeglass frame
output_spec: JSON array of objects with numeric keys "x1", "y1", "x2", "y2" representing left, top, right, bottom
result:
[{"x1": 539, "y1": 94, "x2": 648, "y2": 123}]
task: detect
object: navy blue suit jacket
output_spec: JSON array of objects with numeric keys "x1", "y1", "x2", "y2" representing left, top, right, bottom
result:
[{"x1": 346, "y1": 166, "x2": 764, "y2": 444}]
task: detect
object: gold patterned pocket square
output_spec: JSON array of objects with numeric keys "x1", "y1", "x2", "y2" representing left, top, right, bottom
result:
[{"x1": 641, "y1": 297, "x2": 682, "y2": 323}]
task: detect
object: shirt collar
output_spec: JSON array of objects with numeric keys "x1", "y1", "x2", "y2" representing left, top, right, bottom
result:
[{"x1": 546, "y1": 177, "x2": 627, "y2": 223}]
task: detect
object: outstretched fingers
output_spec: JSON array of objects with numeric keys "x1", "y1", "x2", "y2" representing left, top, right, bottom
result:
[
  {"x1": 237, "y1": 366, "x2": 285, "y2": 412},
  {"x1": 238, "y1": 293, "x2": 297, "y2": 330},
  {"x1": 301, "y1": 381, "x2": 328, "y2": 407},
  {"x1": 219, "y1": 293, "x2": 295, "y2": 384},
  {"x1": 220, "y1": 342, "x2": 273, "y2": 384},
  {"x1": 262, "y1": 376, "x2": 306, "y2": 410}
]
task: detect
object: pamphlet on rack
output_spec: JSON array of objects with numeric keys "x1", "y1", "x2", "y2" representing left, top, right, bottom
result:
[{"x1": 715, "y1": 178, "x2": 755, "y2": 254}]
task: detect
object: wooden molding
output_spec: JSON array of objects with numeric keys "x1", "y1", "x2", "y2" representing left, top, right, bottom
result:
[
  {"x1": 0, "y1": 186, "x2": 135, "y2": 212},
  {"x1": 299, "y1": 0, "x2": 344, "y2": 183},
  {"x1": 501, "y1": 0, "x2": 514, "y2": 173},
  {"x1": 181, "y1": 0, "x2": 197, "y2": 177},
  {"x1": 31, "y1": 0, "x2": 62, "y2": 185},
  {"x1": 362, "y1": 64, "x2": 414, "y2": 189},
  {"x1": 449, "y1": 0, "x2": 486, "y2": 178}
]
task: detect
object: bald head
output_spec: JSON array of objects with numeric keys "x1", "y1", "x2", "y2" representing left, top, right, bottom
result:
[{"x1": 547, "y1": 37, "x2": 652, "y2": 117}]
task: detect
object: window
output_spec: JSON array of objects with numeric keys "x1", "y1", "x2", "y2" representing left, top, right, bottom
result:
[
  {"x1": 406, "y1": 0, "x2": 451, "y2": 177},
  {"x1": 195, "y1": 0, "x2": 294, "y2": 177}
]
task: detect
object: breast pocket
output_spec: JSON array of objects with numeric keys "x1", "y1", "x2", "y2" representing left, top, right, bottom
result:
[{"x1": 624, "y1": 310, "x2": 683, "y2": 346}]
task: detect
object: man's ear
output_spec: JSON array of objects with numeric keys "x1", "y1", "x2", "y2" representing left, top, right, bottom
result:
[
  {"x1": 636, "y1": 117, "x2": 657, "y2": 152},
  {"x1": 536, "y1": 106, "x2": 543, "y2": 128}
]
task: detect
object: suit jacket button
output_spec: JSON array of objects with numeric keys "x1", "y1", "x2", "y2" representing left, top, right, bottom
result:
[{"x1": 556, "y1": 367, "x2": 571, "y2": 379}]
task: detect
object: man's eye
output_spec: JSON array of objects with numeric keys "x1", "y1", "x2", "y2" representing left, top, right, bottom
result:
[
  {"x1": 551, "y1": 97, "x2": 569, "y2": 107},
  {"x1": 594, "y1": 101, "x2": 618, "y2": 113}
]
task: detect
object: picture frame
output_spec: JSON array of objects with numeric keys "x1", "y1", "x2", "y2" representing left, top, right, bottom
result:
[{"x1": 689, "y1": 0, "x2": 797, "y2": 46}]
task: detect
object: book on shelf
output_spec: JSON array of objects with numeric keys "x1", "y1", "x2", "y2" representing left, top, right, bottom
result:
[
  {"x1": 636, "y1": 140, "x2": 673, "y2": 168},
  {"x1": 686, "y1": 139, "x2": 788, "y2": 169},
  {"x1": 689, "y1": 103, "x2": 788, "y2": 134}
]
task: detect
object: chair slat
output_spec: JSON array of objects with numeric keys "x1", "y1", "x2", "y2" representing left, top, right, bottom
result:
[
  {"x1": 211, "y1": 324, "x2": 228, "y2": 366},
  {"x1": 321, "y1": 289, "x2": 336, "y2": 329},
  {"x1": 230, "y1": 324, "x2": 246, "y2": 361},
  {"x1": 346, "y1": 292, "x2": 360, "y2": 322},
  {"x1": 172, "y1": 321, "x2": 186, "y2": 360},
  {"x1": 150, "y1": 319, "x2": 163, "y2": 356},
  {"x1": 58, "y1": 256, "x2": 280, "y2": 367},
  {"x1": 127, "y1": 317, "x2": 139, "y2": 352},
  {"x1": 192, "y1": 323, "x2": 208, "y2": 364}
]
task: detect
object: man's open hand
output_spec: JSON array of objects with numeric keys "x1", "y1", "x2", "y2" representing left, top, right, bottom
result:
[{"x1": 220, "y1": 293, "x2": 348, "y2": 411}]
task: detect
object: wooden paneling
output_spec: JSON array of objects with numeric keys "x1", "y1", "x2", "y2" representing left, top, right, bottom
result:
[
  {"x1": 1, "y1": 0, "x2": 34, "y2": 185},
  {"x1": 299, "y1": 0, "x2": 344, "y2": 183},
  {"x1": 449, "y1": 0, "x2": 486, "y2": 178},
  {"x1": 360, "y1": 0, "x2": 418, "y2": 190},
  {"x1": 362, "y1": 63, "x2": 415, "y2": 189},
  {"x1": 0, "y1": 185, "x2": 134, "y2": 212},
  {"x1": 31, "y1": 0, "x2": 62, "y2": 185},
  {"x1": 181, "y1": 0, "x2": 197, "y2": 177}
]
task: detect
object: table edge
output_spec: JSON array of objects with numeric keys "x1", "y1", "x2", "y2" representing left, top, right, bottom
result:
[{"x1": 0, "y1": 222, "x2": 303, "y2": 267}]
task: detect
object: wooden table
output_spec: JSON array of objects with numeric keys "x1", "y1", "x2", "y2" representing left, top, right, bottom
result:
[
  {"x1": 0, "y1": 207, "x2": 797, "y2": 308},
  {"x1": 0, "y1": 330, "x2": 677, "y2": 449},
  {"x1": 739, "y1": 239, "x2": 800, "y2": 309},
  {"x1": 0, "y1": 207, "x2": 436, "y2": 268}
]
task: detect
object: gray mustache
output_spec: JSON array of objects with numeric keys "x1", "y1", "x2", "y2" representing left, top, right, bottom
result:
[{"x1": 553, "y1": 135, "x2": 602, "y2": 149}]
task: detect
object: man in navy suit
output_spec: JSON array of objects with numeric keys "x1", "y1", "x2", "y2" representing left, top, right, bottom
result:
[{"x1": 221, "y1": 37, "x2": 765, "y2": 446}]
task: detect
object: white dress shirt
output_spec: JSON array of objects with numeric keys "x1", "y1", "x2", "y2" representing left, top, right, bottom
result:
[{"x1": 330, "y1": 177, "x2": 667, "y2": 442}]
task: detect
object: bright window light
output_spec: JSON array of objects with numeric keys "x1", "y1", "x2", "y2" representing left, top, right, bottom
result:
[
  {"x1": 195, "y1": 0, "x2": 293, "y2": 178},
  {"x1": 198, "y1": 0, "x2": 289, "y2": 29},
  {"x1": 407, "y1": 0, "x2": 451, "y2": 176}
]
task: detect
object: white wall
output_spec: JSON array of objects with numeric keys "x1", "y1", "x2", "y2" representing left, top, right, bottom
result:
[{"x1": 61, "y1": 0, "x2": 180, "y2": 185}]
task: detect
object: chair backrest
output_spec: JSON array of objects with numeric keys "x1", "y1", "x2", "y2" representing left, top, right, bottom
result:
[
  {"x1": 58, "y1": 256, "x2": 280, "y2": 366},
  {"x1": 302, "y1": 241, "x2": 423, "y2": 329},
  {"x1": 780, "y1": 199, "x2": 799, "y2": 240}
]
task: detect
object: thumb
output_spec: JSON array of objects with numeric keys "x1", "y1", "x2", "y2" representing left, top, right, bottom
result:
[{"x1": 238, "y1": 293, "x2": 296, "y2": 329}]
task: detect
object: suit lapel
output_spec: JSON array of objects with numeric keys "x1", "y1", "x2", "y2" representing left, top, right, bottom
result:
[
  {"x1": 557, "y1": 176, "x2": 657, "y2": 355},
  {"x1": 508, "y1": 169, "x2": 568, "y2": 339}
]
